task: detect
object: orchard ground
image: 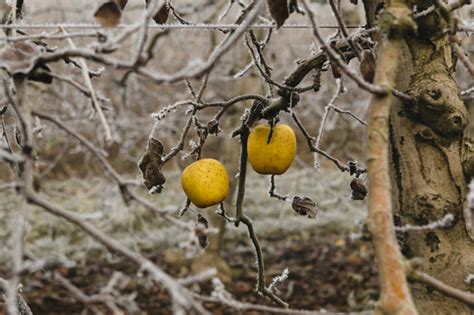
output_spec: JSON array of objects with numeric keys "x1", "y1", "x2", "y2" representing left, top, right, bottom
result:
[{"x1": 0, "y1": 169, "x2": 378, "y2": 314}]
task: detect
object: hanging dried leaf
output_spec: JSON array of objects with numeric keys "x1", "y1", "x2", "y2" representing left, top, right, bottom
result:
[
  {"x1": 155, "y1": 4, "x2": 169, "y2": 24},
  {"x1": 207, "y1": 120, "x2": 220, "y2": 135},
  {"x1": 138, "y1": 138, "x2": 166, "y2": 192},
  {"x1": 267, "y1": 0, "x2": 289, "y2": 29},
  {"x1": 115, "y1": 0, "x2": 128, "y2": 10},
  {"x1": 292, "y1": 196, "x2": 318, "y2": 219},
  {"x1": 94, "y1": 1, "x2": 122, "y2": 28},
  {"x1": 350, "y1": 178, "x2": 368, "y2": 200},
  {"x1": 145, "y1": 0, "x2": 169, "y2": 24},
  {"x1": 0, "y1": 41, "x2": 52, "y2": 84},
  {"x1": 196, "y1": 215, "x2": 209, "y2": 249},
  {"x1": 359, "y1": 51, "x2": 376, "y2": 83}
]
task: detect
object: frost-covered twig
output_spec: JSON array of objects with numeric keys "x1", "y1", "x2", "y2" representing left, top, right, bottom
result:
[
  {"x1": 314, "y1": 79, "x2": 343, "y2": 170},
  {"x1": 240, "y1": 215, "x2": 289, "y2": 307},
  {"x1": 0, "y1": 277, "x2": 33, "y2": 315},
  {"x1": 6, "y1": 199, "x2": 27, "y2": 315},
  {"x1": 292, "y1": 111, "x2": 366, "y2": 175},
  {"x1": 268, "y1": 268, "x2": 289, "y2": 293},
  {"x1": 196, "y1": 279, "x2": 372, "y2": 314},
  {"x1": 179, "y1": 268, "x2": 218, "y2": 286},
  {"x1": 61, "y1": 26, "x2": 113, "y2": 142},
  {"x1": 395, "y1": 213, "x2": 454, "y2": 232}
]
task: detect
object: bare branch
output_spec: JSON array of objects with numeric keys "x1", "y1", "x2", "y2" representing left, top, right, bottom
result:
[
  {"x1": 408, "y1": 270, "x2": 474, "y2": 307},
  {"x1": 60, "y1": 26, "x2": 113, "y2": 142}
]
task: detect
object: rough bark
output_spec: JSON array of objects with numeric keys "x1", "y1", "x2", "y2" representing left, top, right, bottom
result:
[
  {"x1": 390, "y1": 27, "x2": 474, "y2": 315},
  {"x1": 364, "y1": 0, "x2": 474, "y2": 314}
]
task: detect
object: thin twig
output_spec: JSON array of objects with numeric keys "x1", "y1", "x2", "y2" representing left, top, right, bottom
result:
[
  {"x1": 240, "y1": 215, "x2": 289, "y2": 308},
  {"x1": 269, "y1": 175, "x2": 288, "y2": 201},
  {"x1": 314, "y1": 79, "x2": 343, "y2": 170},
  {"x1": 301, "y1": 0, "x2": 387, "y2": 96},
  {"x1": 60, "y1": 26, "x2": 113, "y2": 142},
  {"x1": 408, "y1": 270, "x2": 474, "y2": 307}
]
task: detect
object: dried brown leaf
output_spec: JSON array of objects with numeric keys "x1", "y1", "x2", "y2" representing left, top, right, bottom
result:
[
  {"x1": 138, "y1": 138, "x2": 166, "y2": 191},
  {"x1": 207, "y1": 120, "x2": 220, "y2": 135},
  {"x1": 359, "y1": 51, "x2": 376, "y2": 83},
  {"x1": 267, "y1": 0, "x2": 289, "y2": 29},
  {"x1": 292, "y1": 196, "x2": 318, "y2": 219},
  {"x1": 350, "y1": 178, "x2": 368, "y2": 200},
  {"x1": 94, "y1": 1, "x2": 122, "y2": 28}
]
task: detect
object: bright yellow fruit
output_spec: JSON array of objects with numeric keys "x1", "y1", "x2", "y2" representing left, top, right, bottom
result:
[
  {"x1": 181, "y1": 158, "x2": 229, "y2": 208},
  {"x1": 247, "y1": 124, "x2": 297, "y2": 175}
]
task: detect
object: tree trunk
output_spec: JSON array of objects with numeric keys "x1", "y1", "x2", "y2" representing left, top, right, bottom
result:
[{"x1": 364, "y1": 1, "x2": 474, "y2": 314}]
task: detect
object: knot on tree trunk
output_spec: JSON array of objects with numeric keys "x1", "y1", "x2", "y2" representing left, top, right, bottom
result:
[{"x1": 406, "y1": 74, "x2": 468, "y2": 137}]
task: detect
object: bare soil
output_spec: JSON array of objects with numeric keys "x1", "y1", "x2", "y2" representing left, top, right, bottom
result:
[{"x1": 13, "y1": 234, "x2": 378, "y2": 315}]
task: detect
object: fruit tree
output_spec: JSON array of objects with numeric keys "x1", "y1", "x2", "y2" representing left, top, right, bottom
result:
[{"x1": 0, "y1": 0, "x2": 473, "y2": 314}]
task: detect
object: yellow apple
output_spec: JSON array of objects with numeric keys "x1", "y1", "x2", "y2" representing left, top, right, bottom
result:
[
  {"x1": 247, "y1": 124, "x2": 297, "y2": 175},
  {"x1": 181, "y1": 158, "x2": 229, "y2": 208}
]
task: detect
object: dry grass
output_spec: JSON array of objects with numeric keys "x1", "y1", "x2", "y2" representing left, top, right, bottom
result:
[{"x1": 0, "y1": 168, "x2": 366, "y2": 267}]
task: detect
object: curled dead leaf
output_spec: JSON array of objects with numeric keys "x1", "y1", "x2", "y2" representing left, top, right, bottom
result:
[
  {"x1": 94, "y1": 1, "x2": 122, "y2": 28},
  {"x1": 207, "y1": 120, "x2": 220, "y2": 135},
  {"x1": 292, "y1": 196, "x2": 318, "y2": 219},
  {"x1": 350, "y1": 178, "x2": 367, "y2": 200},
  {"x1": 359, "y1": 51, "x2": 376, "y2": 83},
  {"x1": 138, "y1": 138, "x2": 166, "y2": 192},
  {"x1": 267, "y1": 0, "x2": 289, "y2": 29}
]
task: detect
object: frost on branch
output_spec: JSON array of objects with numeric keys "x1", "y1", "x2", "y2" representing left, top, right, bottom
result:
[
  {"x1": 268, "y1": 268, "x2": 289, "y2": 293},
  {"x1": 0, "y1": 42, "x2": 53, "y2": 84}
]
